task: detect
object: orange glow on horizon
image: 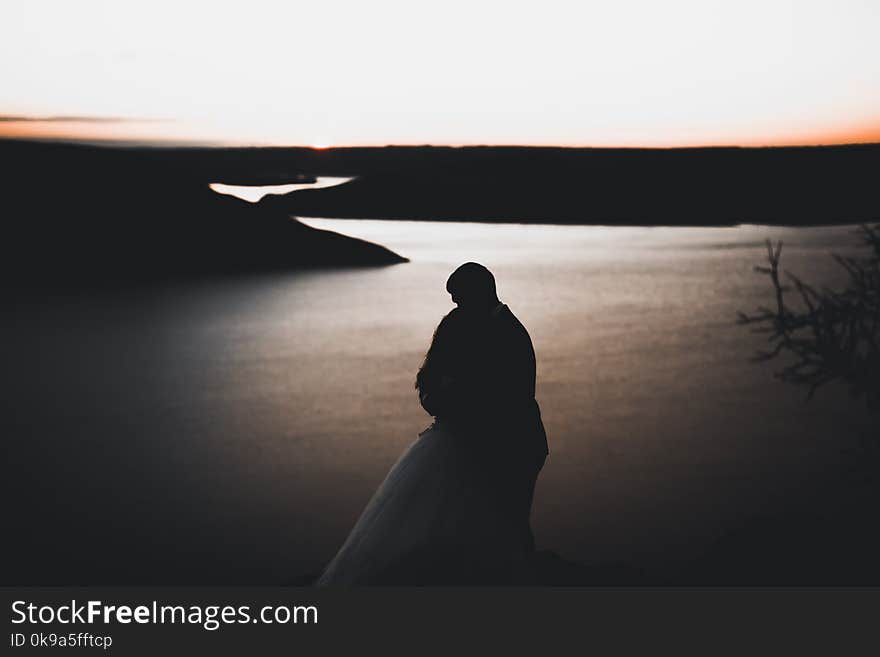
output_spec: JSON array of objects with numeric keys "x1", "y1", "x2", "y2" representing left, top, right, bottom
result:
[{"x1": 1, "y1": 116, "x2": 879, "y2": 149}]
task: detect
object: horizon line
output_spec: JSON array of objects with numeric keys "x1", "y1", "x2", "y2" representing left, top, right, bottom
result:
[{"x1": 2, "y1": 135, "x2": 880, "y2": 151}]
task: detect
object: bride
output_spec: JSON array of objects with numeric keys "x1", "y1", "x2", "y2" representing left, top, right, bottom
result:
[{"x1": 316, "y1": 263, "x2": 548, "y2": 586}]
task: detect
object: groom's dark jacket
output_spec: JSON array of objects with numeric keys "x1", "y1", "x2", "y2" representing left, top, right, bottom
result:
[{"x1": 417, "y1": 303, "x2": 548, "y2": 460}]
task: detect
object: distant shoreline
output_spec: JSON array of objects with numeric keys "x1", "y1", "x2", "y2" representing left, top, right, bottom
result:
[
  {"x1": 253, "y1": 143, "x2": 880, "y2": 227},
  {"x1": 3, "y1": 138, "x2": 879, "y2": 230},
  {"x1": 2, "y1": 135, "x2": 879, "y2": 150}
]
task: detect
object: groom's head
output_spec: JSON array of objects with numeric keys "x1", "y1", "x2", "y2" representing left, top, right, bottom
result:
[{"x1": 446, "y1": 262, "x2": 499, "y2": 313}]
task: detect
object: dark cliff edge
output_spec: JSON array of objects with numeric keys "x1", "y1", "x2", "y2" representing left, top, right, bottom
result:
[{"x1": 0, "y1": 140, "x2": 406, "y2": 292}]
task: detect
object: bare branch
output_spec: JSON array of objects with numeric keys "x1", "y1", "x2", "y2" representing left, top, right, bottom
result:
[{"x1": 737, "y1": 224, "x2": 880, "y2": 411}]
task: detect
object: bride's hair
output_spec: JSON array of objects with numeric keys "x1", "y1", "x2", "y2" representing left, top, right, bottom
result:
[
  {"x1": 446, "y1": 262, "x2": 497, "y2": 306},
  {"x1": 417, "y1": 262, "x2": 496, "y2": 393}
]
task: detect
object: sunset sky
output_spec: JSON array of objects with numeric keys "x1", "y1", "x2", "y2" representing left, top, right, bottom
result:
[{"x1": 2, "y1": 0, "x2": 879, "y2": 147}]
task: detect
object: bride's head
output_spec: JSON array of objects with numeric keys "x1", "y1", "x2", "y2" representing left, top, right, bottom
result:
[{"x1": 446, "y1": 262, "x2": 499, "y2": 314}]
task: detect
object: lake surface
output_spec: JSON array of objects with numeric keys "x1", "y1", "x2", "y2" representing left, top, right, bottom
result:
[
  {"x1": 209, "y1": 177, "x2": 352, "y2": 203},
  {"x1": 7, "y1": 215, "x2": 876, "y2": 583}
]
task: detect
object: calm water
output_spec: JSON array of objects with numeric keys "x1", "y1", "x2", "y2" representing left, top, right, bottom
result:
[
  {"x1": 209, "y1": 177, "x2": 352, "y2": 203},
  {"x1": 7, "y1": 215, "x2": 876, "y2": 583}
]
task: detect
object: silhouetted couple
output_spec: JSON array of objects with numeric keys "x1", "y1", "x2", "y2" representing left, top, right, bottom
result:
[{"x1": 317, "y1": 263, "x2": 548, "y2": 585}]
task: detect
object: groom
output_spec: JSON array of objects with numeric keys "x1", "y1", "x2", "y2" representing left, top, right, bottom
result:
[{"x1": 416, "y1": 262, "x2": 548, "y2": 552}]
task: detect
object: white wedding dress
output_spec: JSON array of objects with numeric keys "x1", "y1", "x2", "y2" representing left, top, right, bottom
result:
[{"x1": 316, "y1": 423, "x2": 529, "y2": 586}]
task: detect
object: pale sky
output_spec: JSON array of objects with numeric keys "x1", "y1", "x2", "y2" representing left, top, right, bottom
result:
[{"x1": 1, "y1": 0, "x2": 879, "y2": 146}]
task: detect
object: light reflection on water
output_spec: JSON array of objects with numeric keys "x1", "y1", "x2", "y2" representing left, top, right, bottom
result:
[
  {"x1": 8, "y1": 218, "x2": 874, "y2": 582},
  {"x1": 209, "y1": 177, "x2": 353, "y2": 203}
]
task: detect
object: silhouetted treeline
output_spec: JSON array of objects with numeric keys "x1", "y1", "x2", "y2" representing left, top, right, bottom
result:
[
  {"x1": 5, "y1": 139, "x2": 879, "y2": 226},
  {"x1": 92, "y1": 140, "x2": 880, "y2": 226},
  {"x1": 256, "y1": 143, "x2": 879, "y2": 225}
]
